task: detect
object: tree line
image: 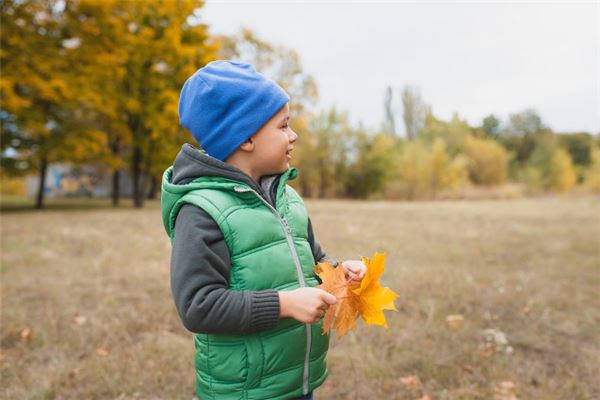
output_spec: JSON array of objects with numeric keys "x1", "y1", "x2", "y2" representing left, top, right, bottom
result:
[{"x1": 1, "y1": 0, "x2": 598, "y2": 208}]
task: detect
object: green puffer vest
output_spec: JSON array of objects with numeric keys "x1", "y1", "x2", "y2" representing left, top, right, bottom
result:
[{"x1": 161, "y1": 166, "x2": 329, "y2": 400}]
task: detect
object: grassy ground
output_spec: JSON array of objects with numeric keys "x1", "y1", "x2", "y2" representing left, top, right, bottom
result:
[{"x1": 1, "y1": 197, "x2": 599, "y2": 399}]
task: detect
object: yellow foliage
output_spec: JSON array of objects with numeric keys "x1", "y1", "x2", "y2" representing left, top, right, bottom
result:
[
  {"x1": 524, "y1": 141, "x2": 577, "y2": 193},
  {"x1": 464, "y1": 136, "x2": 509, "y2": 186},
  {"x1": 394, "y1": 139, "x2": 467, "y2": 199},
  {"x1": 584, "y1": 146, "x2": 600, "y2": 192},
  {"x1": 548, "y1": 148, "x2": 576, "y2": 192},
  {"x1": 0, "y1": 176, "x2": 27, "y2": 197}
]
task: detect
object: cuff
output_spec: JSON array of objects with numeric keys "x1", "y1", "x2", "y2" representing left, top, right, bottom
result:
[
  {"x1": 246, "y1": 290, "x2": 281, "y2": 333},
  {"x1": 321, "y1": 255, "x2": 339, "y2": 268}
]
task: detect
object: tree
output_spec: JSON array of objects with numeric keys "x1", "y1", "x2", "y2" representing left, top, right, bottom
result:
[
  {"x1": 307, "y1": 107, "x2": 352, "y2": 198},
  {"x1": 401, "y1": 85, "x2": 428, "y2": 140},
  {"x1": 1, "y1": 0, "x2": 81, "y2": 209},
  {"x1": 500, "y1": 109, "x2": 548, "y2": 166},
  {"x1": 382, "y1": 86, "x2": 397, "y2": 136},
  {"x1": 504, "y1": 108, "x2": 544, "y2": 136},
  {"x1": 524, "y1": 135, "x2": 576, "y2": 192},
  {"x1": 463, "y1": 136, "x2": 508, "y2": 185},
  {"x1": 481, "y1": 114, "x2": 501, "y2": 137},
  {"x1": 557, "y1": 132, "x2": 594, "y2": 167},
  {"x1": 391, "y1": 138, "x2": 466, "y2": 200},
  {"x1": 420, "y1": 111, "x2": 473, "y2": 156},
  {"x1": 64, "y1": 0, "x2": 217, "y2": 207},
  {"x1": 583, "y1": 145, "x2": 600, "y2": 192},
  {"x1": 345, "y1": 131, "x2": 399, "y2": 198}
]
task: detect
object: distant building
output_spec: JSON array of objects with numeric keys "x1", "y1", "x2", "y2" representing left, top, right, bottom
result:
[{"x1": 26, "y1": 163, "x2": 134, "y2": 198}]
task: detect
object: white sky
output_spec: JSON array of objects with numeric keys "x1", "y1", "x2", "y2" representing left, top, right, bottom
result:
[{"x1": 201, "y1": 1, "x2": 600, "y2": 134}]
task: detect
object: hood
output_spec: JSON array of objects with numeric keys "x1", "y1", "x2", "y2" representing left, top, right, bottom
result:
[{"x1": 161, "y1": 143, "x2": 297, "y2": 237}]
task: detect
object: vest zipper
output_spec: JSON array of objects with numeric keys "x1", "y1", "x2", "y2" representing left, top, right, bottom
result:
[{"x1": 234, "y1": 185, "x2": 311, "y2": 395}]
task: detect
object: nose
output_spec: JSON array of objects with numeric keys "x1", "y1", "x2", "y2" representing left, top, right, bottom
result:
[{"x1": 288, "y1": 128, "x2": 298, "y2": 143}]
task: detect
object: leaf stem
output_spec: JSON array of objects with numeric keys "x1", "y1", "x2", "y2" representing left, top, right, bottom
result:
[{"x1": 336, "y1": 294, "x2": 359, "y2": 300}]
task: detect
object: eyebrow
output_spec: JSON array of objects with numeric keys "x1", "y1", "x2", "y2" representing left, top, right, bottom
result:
[{"x1": 281, "y1": 115, "x2": 290, "y2": 123}]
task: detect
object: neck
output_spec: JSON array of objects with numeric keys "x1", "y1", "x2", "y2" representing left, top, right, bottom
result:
[{"x1": 225, "y1": 157, "x2": 261, "y2": 184}]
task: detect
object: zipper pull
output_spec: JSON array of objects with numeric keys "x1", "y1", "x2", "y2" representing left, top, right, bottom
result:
[{"x1": 282, "y1": 218, "x2": 292, "y2": 234}]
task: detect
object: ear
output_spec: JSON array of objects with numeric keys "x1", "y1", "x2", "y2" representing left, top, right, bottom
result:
[{"x1": 238, "y1": 137, "x2": 254, "y2": 152}]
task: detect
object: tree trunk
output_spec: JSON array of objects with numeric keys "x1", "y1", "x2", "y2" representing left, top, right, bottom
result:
[
  {"x1": 132, "y1": 145, "x2": 144, "y2": 208},
  {"x1": 147, "y1": 175, "x2": 158, "y2": 199},
  {"x1": 112, "y1": 170, "x2": 120, "y2": 206},
  {"x1": 141, "y1": 139, "x2": 156, "y2": 200},
  {"x1": 111, "y1": 138, "x2": 120, "y2": 206},
  {"x1": 301, "y1": 179, "x2": 311, "y2": 198},
  {"x1": 35, "y1": 155, "x2": 48, "y2": 210}
]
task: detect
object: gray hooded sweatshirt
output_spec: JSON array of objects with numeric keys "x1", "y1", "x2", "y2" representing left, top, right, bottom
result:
[{"x1": 169, "y1": 143, "x2": 338, "y2": 336}]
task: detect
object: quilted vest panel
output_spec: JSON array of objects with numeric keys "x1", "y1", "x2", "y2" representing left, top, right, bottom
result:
[{"x1": 168, "y1": 176, "x2": 329, "y2": 400}]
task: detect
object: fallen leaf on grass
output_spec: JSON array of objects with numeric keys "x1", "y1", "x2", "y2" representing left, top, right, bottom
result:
[
  {"x1": 20, "y1": 327, "x2": 32, "y2": 342},
  {"x1": 479, "y1": 346, "x2": 495, "y2": 357},
  {"x1": 494, "y1": 380, "x2": 518, "y2": 400},
  {"x1": 72, "y1": 313, "x2": 87, "y2": 325},
  {"x1": 446, "y1": 314, "x2": 464, "y2": 330},
  {"x1": 96, "y1": 347, "x2": 109, "y2": 357},
  {"x1": 460, "y1": 364, "x2": 474, "y2": 373},
  {"x1": 400, "y1": 374, "x2": 422, "y2": 389}
]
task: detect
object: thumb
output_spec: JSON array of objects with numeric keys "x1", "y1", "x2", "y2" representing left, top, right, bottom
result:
[{"x1": 321, "y1": 291, "x2": 337, "y2": 305}]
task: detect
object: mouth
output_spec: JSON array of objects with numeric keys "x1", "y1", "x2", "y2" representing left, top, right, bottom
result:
[{"x1": 286, "y1": 148, "x2": 293, "y2": 159}]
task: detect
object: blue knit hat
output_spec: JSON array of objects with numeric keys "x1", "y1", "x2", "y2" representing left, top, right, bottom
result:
[{"x1": 178, "y1": 60, "x2": 290, "y2": 161}]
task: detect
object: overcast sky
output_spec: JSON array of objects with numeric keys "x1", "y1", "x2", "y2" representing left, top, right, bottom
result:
[{"x1": 201, "y1": 1, "x2": 599, "y2": 134}]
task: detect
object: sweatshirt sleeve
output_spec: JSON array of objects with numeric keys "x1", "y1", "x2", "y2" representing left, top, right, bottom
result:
[
  {"x1": 307, "y1": 216, "x2": 339, "y2": 284},
  {"x1": 170, "y1": 204, "x2": 280, "y2": 335}
]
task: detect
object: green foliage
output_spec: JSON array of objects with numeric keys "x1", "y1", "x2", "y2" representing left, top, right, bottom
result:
[
  {"x1": 420, "y1": 112, "x2": 473, "y2": 156},
  {"x1": 345, "y1": 132, "x2": 399, "y2": 199},
  {"x1": 2, "y1": 3, "x2": 595, "y2": 204},
  {"x1": 521, "y1": 136, "x2": 576, "y2": 192},
  {"x1": 583, "y1": 146, "x2": 600, "y2": 192},
  {"x1": 388, "y1": 138, "x2": 467, "y2": 200},
  {"x1": 504, "y1": 108, "x2": 544, "y2": 136},
  {"x1": 481, "y1": 114, "x2": 501, "y2": 137},
  {"x1": 557, "y1": 132, "x2": 594, "y2": 166},
  {"x1": 293, "y1": 107, "x2": 352, "y2": 198}
]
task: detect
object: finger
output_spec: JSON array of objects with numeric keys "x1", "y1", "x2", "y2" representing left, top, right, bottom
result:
[
  {"x1": 322, "y1": 292, "x2": 337, "y2": 305},
  {"x1": 344, "y1": 264, "x2": 357, "y2": 273},
  {"x1": 345, "y1": 270, "x2": 358, "y2": 279}
]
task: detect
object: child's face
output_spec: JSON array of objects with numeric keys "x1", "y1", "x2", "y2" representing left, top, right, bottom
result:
[{"x1": 248, "y1": 103, "x2": 298, "y2": 177}]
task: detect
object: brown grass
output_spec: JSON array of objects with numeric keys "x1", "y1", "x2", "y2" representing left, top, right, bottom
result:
[{"x1": 1, "y1": 197, "x2": 599, "y2": 399}]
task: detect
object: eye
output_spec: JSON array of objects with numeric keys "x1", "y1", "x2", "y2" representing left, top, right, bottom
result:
[{"x1": 281, "y1": 123, "x2": 289, "y2": 130}]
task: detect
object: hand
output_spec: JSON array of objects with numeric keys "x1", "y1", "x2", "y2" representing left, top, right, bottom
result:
[
  {"x1": 341, "y1": 260, "x2": 366, "y2": 283},
  {"x1": 278, "y1": 287, "x2": 337, "y2": 324}
]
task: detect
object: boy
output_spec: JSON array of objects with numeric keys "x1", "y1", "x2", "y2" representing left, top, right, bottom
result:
[{"x1": 161, "y1": 60, "x2": 366, "y2": 400}]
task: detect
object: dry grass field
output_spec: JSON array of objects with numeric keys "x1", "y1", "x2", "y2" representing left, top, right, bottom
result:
[{"x1": 1, "y1": 197, "x2": 599, "y2": 399}]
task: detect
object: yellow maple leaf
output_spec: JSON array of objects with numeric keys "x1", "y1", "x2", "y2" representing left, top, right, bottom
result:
[
  {"x1": 314, "y1": 252, "x2": 398, "y2": 336},
  {"x1": 351, "y1": 253, "x2": 398, "y2": 328}
]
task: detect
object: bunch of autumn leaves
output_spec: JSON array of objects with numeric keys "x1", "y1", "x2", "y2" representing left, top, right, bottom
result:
[{"x1": 314, "y1": 252, "x2": 399, "y2": 337}]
